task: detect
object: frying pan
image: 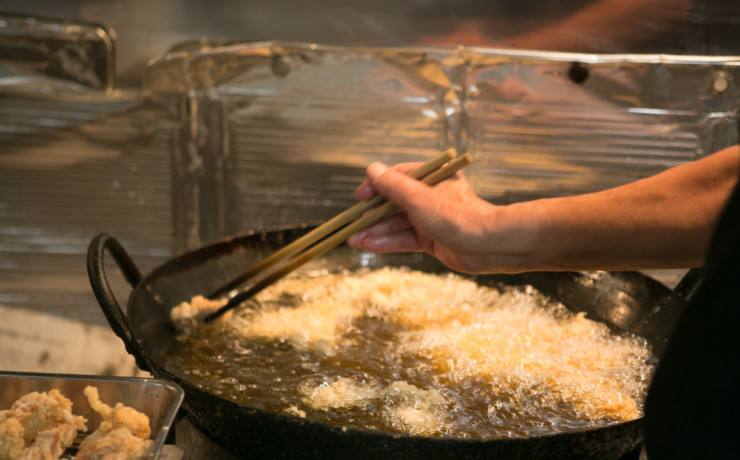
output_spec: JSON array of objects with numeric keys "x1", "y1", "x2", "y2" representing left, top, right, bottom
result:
[{"x1": 87, "y1": 226, "x2": 696, "y2": 459}]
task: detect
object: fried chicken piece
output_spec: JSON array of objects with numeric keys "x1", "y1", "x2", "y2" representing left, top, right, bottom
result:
[
  {"x1": 18, "y1": 412, "x2": 85, "y2": 460},
  {"x1": 73, "y1": 427, "x2": 152, "y2": 460},
  {"x1": 0, "y1": 417, "x2": 25, "y2": 459},
  {"x1": 74, "y1": 386, "x2": 153, "y2": 460},
  {"x1": 0, "y1": 389, "x2": 87, "y2": 460}
]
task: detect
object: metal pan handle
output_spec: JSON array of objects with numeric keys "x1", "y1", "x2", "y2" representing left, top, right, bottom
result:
[
  {"x1": 86, "y1": 233, "x2": 151, "y2": 373},
  {"x1": 673, "y1": 267, "x2": 704, "y2": 301}
]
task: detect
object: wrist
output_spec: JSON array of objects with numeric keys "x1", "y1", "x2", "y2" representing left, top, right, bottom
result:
[{"x1": 478, "y1": 201, "x2": 547, "y2": 272}]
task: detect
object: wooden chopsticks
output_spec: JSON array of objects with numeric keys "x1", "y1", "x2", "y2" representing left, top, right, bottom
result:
[{"x1": 204, "y1": 149, "x2": 472, "y2": 322}]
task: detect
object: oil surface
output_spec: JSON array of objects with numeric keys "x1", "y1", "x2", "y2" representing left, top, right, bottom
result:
[{"x1": 166, "y1": 268, "x2": 655, "y2": 439}]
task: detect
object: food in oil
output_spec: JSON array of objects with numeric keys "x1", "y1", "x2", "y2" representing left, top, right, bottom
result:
[{"x1": 168, "y1": 267, "x2": 654, "y2": 439}]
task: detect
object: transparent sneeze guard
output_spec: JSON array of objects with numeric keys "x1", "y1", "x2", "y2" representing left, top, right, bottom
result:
[
  {"x1": 3, "y1": 37, "x2": 739, "y2": 323},
  {"x1": 144, "y1": 40, "x2": 740, "y2": 265},
  {"x1": 0, "y1": 14, "x2": 172, "y2": 324}
]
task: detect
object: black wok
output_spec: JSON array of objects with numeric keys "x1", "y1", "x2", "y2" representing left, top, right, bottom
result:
[{"x1": 87, "y1": 226, "x2": 696, "y2": 459}]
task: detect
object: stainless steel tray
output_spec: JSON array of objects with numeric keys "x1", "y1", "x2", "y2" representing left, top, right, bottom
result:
[{"x1": 0, "y1": 370, "x2": 184, "y2": 459}]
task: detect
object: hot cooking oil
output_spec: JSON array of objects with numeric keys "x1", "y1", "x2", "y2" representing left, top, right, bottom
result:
[{"x1": 166, "y1": 267, "x2": 654, "y2": 439}]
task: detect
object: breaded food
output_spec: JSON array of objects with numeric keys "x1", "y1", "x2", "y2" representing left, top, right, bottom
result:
[
  {"x1": 74, "y1": 386, "x2": 152, "y2": 460},
  {"x1": 0, "y1": 386, "x2": 153, "y2": 460},
  {"x1": 170, "y1": 295, "x2": 229, "y2": 333},
  {"x1": 0, "y1": 389, "x2": 86, "y2": 460},
  {"x1": 0, "y1": 417, "x2": 25, "y2": 459}
]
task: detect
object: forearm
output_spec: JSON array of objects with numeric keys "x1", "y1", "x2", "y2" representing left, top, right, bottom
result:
[
  {"x1": 507, "y1": 0, "x2": 690, "y2": 51},
  {"x1": 492, "y1": 146, "x2": 740, "y2": 271}
]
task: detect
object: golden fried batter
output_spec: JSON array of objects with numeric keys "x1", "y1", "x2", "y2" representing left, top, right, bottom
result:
[
  {"x1": 0, "y1": 417, "x2": 25, "y2": 459},
  {"x1": 73, "y1": 428, "x2": 151, "y2": 460},
  {"x1": 0, "y1": 389, "x2": 86, "y2": 460},
  {"x1": 74, "y1": 386, "x2": 152, "y2": 460},
  {"x1": 1, "y1": 386, "x2": 155, "y2": 460}
]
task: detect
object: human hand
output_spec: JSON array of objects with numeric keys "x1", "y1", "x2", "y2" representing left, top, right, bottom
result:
[
  {"x1": 348, "y1": 145, "x2": 740, "y2": 274},
  {"x1": 346, "y1": 161, "x2": 504, "y2": 274}
]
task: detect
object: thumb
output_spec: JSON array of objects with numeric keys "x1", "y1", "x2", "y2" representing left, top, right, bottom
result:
[{"x1": 367, "y1": 162, "x2": 431, "y2": 212}]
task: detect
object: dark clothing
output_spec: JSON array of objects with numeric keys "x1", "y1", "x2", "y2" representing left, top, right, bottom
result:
[{"x1": 644, "y1": 180, "x2": 740, "y2": 458}]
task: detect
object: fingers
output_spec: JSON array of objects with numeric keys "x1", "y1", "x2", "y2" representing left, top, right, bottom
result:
[
  {"x1": 347, "y1": 212, "x2": 415, "y2": 248},
  {"x1": 366, "y1": 162, "x2": 435, "y2": 213},
  {"x1": 355, "y1": 181, "x2": 376, "y2": 201},
  {"x1": 349, "y1": 158, "x2": 476, "y2": 259},
  {"x1": 359, "y1": 229, "x2": 424, "y2": 253},
  {"x1": 366, "y1": 162, "x2": 388, "y2": 181},
  {"x1": 354, "y1": 162, "x2": 426, "y2": 201}
]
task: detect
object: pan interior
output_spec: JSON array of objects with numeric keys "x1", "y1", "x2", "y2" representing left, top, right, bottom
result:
[
  {"x1": 126, "y1": 229, "x2": 683, "y2": 446},
  {"x1": 166, "y1": 265, "x2": 655, "y2": 440}
]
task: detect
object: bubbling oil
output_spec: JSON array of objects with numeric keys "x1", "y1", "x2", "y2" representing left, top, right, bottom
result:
[{"x1": 166, "y1": 267, "x2": 655, "y2": 439}]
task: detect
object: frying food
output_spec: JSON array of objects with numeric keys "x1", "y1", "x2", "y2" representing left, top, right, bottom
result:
[
  {"x1": 0, "y1": 386, "x2": 152, "y2": 460},
  {"x1": 171, "y1": 295, "x2": 229, "y2": 333},
  {"x1": 170, "y1": 267, "x2": 655, "y2": 439}
]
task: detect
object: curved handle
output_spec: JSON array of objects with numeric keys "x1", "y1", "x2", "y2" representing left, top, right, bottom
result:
[
  {"x1": 86, "y1": 233, "x2": 151, "y2": 373},
  {"x1": 673, "y1": 267, "x2": 704, "y2": 301}
]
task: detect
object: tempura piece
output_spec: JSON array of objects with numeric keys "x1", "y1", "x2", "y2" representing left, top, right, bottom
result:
[
  {"x1": 74, "y1": 386, "x2": 152, "y2": 460},
  {"x1": 300, "y1": 378, "x2": 451, "y2": 437},
  {"x1": 382, "y1": 381, "x2": 449, "y2": 436},
  {"x1": 228, "y1": 274, "x2": 368, "y2": 356},
  {"x1": 170, "y1": 295, "x2": 229, "y2": 333},
  {"x1": 0, "y1": 389, "x2": 86, "y2": 460},
  {"x1": 302, "y1": 378, "x2": 378, "y2": 410}
]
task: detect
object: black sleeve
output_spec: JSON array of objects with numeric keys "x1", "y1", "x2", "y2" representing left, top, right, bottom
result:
[{"x1": 644, "y1": 179, "x2": 740, "y2": 459}]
